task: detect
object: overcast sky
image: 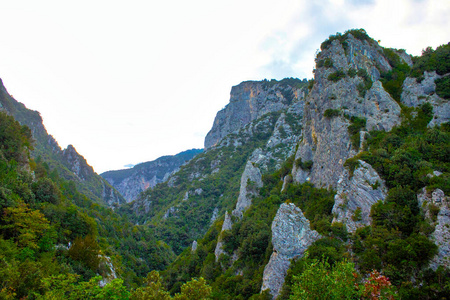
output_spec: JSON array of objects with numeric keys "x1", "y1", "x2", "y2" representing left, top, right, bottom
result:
[{"x1": 0, "y1": 0, "x2": 449, "y2": 173}]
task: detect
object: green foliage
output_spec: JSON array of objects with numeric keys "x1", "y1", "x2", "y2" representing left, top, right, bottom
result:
[
  {"x1": 283, "y1": 183, "x2": 335, "y2": 235},
  {"x1": 352, "y1": 207, "x2": 362, "y2": 221},
  {"x1": 38, "y1": 274, "x2": 131, "y2": 299},
  {"x1": 307, "y1": 79, "x2": 314, "y2": 91},
  {"x1": 435, "y1": 76, "x2": 450, "y2": 99},
  {"x1": 316, "y1": 58, "x2": 333, "y2": 68},
  {"x1": 379, "y1": 53, "x2": 410, "y2": 102},
  {"x1": 320, "y1": 29, "x2": 374, "y2": 51},
  {"x1": 356, "y1": 68, "x2": 373, "y2": 97},
  {"x1": 289, "y1": 256, "x2": 361, "y2": 300},
  {"x1": 411, "y1": 42, "x2": 450, "y2": 78},
  {"x1": 68, "y1": 235, "x2": 101, "y2": 272},
  {"x1": 0, "y1": 112, "x2": 33, "y2": 165},
  {"x1": 327, "y1": 70, "x2": 347, "y2": 82},
  {"x1": 347, "y1": 68, "x2": 357, "y2": 78},
  {"x1": 295, "y1": 158, "x2": 313, "y2": 170},
  {"x1": 323, "y1": 109, "x2": 341, "y2": 118},
  {"x1": 347, "y1": 115, "x2": 367, "y2": 150}
]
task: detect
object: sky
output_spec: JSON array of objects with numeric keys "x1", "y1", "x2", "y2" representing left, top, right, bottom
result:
[{"x1": 0, "y1": 0, "x2": 449, "y2": 173}]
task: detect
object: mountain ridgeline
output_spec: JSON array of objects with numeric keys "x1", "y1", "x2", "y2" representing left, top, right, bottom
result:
[
  {"x1": 0, "y1": 29, "x2": 449, "y2": 299},
  {"x1": 130, "y1": 29, "x2": 450, "y2": 299},
  {"x1": 0, "y1": 81, "x2": 125, "y2": 206},
  {"x1": 101, "y1": 149, "x2": 203, "y2": 203}
]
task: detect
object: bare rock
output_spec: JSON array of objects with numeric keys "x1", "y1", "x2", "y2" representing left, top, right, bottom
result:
[
  {"x1": 232, "y1": 161, "x2": 263, "y2": 218},
  {"x1": 292, "y1": 34, "x2": 402, "y2": 190},
  {"x1": 332, "y1": 160, "x2": 387, "y2": 233},
  {"x1": 401, "y1": 72, "x2": 450, "y2": 127},
  {"x1": 214, "y1": 211, "x2": 233, "y2": 261},
  {"x1": 418, "y1": 188, "x2": 450, "y2": 270},
  {"x1": 261, "y1": 203, "x2": 321, "y2": 298},
  {"x1": 205, "y1": 80, "x2": 305, "y2": 149}
]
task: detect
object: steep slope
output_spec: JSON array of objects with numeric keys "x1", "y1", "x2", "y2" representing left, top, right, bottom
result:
[
  {"x1": 122, "y1": 78, "x2": 308, "y2": 256},
  {"x1": 0, "y1": 79, "x2": 125, "y2": 206},
  {"x1": 156, "y1": 30, "x2": 450, "y2": 299},
  {"x1": 101, "y1": 149, "x2": 202, "y2": 202},
  {"x1": 205, "y1": 78, "x2": 308, "y2": 149},
  {"x1": 0, "y1": 106, "x2": 175, "y2": 298}
]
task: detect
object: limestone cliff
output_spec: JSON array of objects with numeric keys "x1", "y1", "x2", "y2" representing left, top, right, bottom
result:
[
  {"x1": 205, "y1": 79, "x2": 307, "y2": 149},
  {"x1": 293, "y1": 33, "x2": 402, "y2": 189},
  {"x1": 418, "y1": 188, "x2": 450, "y2": 270},
  {"x1": 331, "y1": 160, "x2": 387, "y2": 233},
  {"x1": 261, "y1": 203, "x2": 320, "y2": 298},
  {"x1": 401, "y1": 71, "x2": 450, "y2": 126}
]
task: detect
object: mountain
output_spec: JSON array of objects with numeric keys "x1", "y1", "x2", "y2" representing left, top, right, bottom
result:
[
  {"x1": 0, "y1": 80, "x2": 125, "y2": 206},
  {"x1": 125, "y1": 29, "x2": 449, "y2": 299},
  {"x1": 101, "y1": 149, "x2": 203, "y2": 202},
  {"x1": 119, "y1": 78, "x2": 308, "y2": 254},
  {"x1": 0, "y1": 84, "x2": 176, "y2": 298},
  {"x1": 0, "y1": 28, "x2": 449, "y2": 299}
]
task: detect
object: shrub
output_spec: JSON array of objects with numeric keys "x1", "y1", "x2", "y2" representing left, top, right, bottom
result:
[
  {"x1": 436, "y1": 76, "x2": 450, "y2": 99},
  {"x1": 347, "y1": 68, "x2": 357, "y2": 78},
  {"x1": 324, "y1": 109, "x2": 341, "y2": 118},
  {"x1": 347, "y1": 116, "x2": 367, "y2": 150},
  {"x1": 356, "y1": 69, "x2": 373, "y2": 97},
  {"x1": 317, "y1": 58, "x2": 334, "y2": 68},
  {"x1": 328, "y1": 70, "x2": 347, "y2": 82}
]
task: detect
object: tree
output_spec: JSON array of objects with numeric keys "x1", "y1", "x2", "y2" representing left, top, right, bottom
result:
[
  {"x1": 174, "y1": 277, "x2": 212, "y2": 300},
  {"x1": 0, "y1": 203, "x2": 50, "y2": 249}
]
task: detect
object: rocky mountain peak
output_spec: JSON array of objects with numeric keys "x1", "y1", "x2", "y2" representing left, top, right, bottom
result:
[
  {"x1": 204, "y1": 78, "x2": 308, "y2": 149},
  {"x1": 293, "y1": 30, "x2": 404, "y2": 189}
]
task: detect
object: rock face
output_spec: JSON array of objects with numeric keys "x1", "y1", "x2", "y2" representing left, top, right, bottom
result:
[
  {"x1": 101, "y1": 149, "x2": 202, "y2": 202},
  {"x1": 332, "y1": 160, "x2": 387, "y2": 233},
  {"x1": 0, "y1": 79, "x2": 125, "y2": 206},
  {"x1": 205, "y1": 80, "x2": 307, "y2": 149},
  {"x1": 62, "y1": 145, "x2": 94, "y2": 181},
  {"x1": 292, "y1": 34, "x2": 401, "y2": 189},
  {"x1": 214, "y1": 211, "x2": 233, "y2": 261},
  {"x1": 401, "y1": 71, "x2": 450, "y2": 127},
  {"x1": 213, "y1": 97, "x2": 305, "y2": 262},
  {"x1": 232, "y1": 161, "x2": 263, "y2": 218},
  {"x1": 418, "y1": 188, "x2": 450, "y2": 270},
  {"x1": 261, "y1": 203, "x2": 321, "y2": 298}
]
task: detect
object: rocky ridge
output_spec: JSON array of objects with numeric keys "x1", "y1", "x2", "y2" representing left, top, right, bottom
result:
[
  {"x1": 0, "y1": 78, "x2": 124, "y2": 206},
  {"x1": 292, "y1": 33, "x2": 402, "y2": 190},
  {"x1": 101, "y1": 149, "x2": 202, "y2": 202},
  {"x1": 205, "y1": 79, "x2": 307, "y2": 149},
  {"x1": 261, "y1": 203, "x2": 320, "y2": 298}
]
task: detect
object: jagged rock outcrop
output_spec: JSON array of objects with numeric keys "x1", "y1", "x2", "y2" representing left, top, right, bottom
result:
[
  {"x1": 99, "y1": 256, "x2": 118, "y2": 287},
  {"x1": 62, "y1": 145, "x2": 94, "y2": 181},
  {"x1": 211, "y1": 84, "x2": 306, "y2": 262},
  {"x1": 205, "y1": 79, "x2": 307, "y2": 149},
  {"x1": 261, "y1": 203, "x2": 321, "y2": 298},
  {"x1": 0, "y1": 78, "x2": 125, "y2": 206},
  {"x1": 332, "y1": 160, "x2": 387, "y2": 233},
  {"x1": 293, "y1": 34, "x2": 400, "y2": 188},
  {"x1": 232, "y1": 161, "x2": 263, "y2": 218},
  {"x1": 418, "y1": 188, "x2": 450, "y2": 270},
  {"x1": 214, "y1": 211, "x2": 233, "y2": 261},
  {"x1": 101, "y1": 149, "x2": 202, "y2": 202},
  {"x1": 293, "y1": 34, "x2": 402, "y2": 189},
  {"x1": 401, "y1": 71, "x2": 450, "y2": 127}
]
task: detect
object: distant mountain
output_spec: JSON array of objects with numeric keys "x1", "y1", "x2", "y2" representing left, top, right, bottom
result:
[
  {"x1": 101, "y1": 149, "x2": 203, "y2": 202},
  {"x1": 0, "y1": 79, "x2": 125, "y2": 206}
]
